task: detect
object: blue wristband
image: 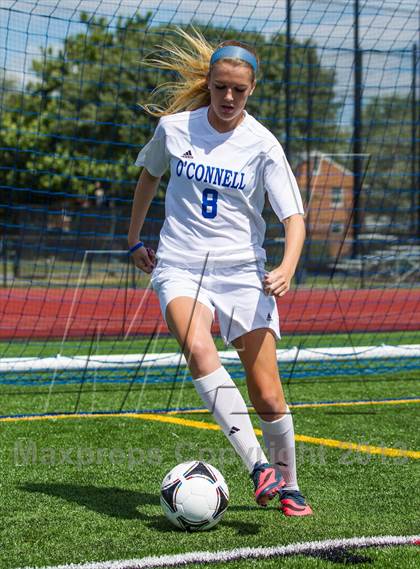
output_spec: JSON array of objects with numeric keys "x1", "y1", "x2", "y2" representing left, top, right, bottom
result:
[{"x1": 129, "y1": 241, "x2": 144, "y2": 254}]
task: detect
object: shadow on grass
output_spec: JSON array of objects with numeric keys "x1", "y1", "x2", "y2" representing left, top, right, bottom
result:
[
  {"x1": 147, "y1": 504, "x2": 262, "y2": 535},
  {"x1": 308, "y1": 548, "x2": 373, "y2": 564},
  {"x1": 19, "y1": 483, "x2": 262, "y2": 536},
  {"x1": 19, "y1": 482, "x2": 158, "y2": 520},
  {"x1": 147, "y1": 516, "x2": 260, "y2": 536}
]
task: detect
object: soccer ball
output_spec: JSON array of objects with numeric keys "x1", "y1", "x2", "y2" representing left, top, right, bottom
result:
[{"x1": 160, "y1": 461, "x2": 229, "y2": 531}]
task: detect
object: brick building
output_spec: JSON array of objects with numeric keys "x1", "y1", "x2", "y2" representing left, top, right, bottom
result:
[{"x1": 295, "y1": 151, "x2": 354, "y2": 259}]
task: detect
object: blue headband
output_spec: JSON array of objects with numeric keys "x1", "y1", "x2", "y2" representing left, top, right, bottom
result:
[{"x1": 210, "y1": 45, "x2": 258, "y2": 73}]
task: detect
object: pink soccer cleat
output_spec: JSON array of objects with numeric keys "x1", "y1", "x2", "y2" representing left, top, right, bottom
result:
[
  {"x1": 279, "y1": 489, "x2": 313, "y2": 516},
  {"x1": 251, "y1": 462, "x2": 285, "y2": 507}
]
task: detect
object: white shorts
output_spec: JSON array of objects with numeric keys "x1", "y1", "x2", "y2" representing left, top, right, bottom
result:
[{"x1": 150, "y1": 260, "x2": 280, "y2": 345}]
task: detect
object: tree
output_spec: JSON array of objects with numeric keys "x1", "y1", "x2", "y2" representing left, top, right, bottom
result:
[
  {"x1": 0, "y1": 12, "x2": 341, "y2": 202},
  {"x1": 362, "y1": 93, "x2": 416, "y2": 232}
]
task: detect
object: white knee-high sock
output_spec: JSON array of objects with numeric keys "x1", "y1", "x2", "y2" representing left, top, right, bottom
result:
[
  {"x1": 259, "y1": 407, "x2": 299, "y2": 491},
  {"x1": 194, "y1": 366, "x2": 268, "y2": 473}
]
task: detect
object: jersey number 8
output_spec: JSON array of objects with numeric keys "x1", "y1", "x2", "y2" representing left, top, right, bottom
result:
[{"x1": 202, "y1": 188, "x2": 219, "y2": 219}]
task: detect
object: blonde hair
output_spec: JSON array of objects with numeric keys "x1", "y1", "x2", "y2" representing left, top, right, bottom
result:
[{"x1": 142, "y1": 28, "x2": 258, "y2": 117}]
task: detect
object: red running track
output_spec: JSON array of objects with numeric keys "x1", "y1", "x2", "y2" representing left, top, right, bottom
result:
[{"x1": 0, "y1": 287, "x2": 419, "y2": 340}]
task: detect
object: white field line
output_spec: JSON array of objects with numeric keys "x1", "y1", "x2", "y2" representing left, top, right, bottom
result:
[
  {"x1": 1, "y1": 344, "x2": 420, "y2": 372},
  {"x1": 18, "y1": 535, "x2": 420, "y2": 569}
]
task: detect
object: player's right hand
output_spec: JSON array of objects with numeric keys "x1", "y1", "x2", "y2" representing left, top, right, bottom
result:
[{"x1": 131, "y1": 246, "x2": 156, "y2": 274}]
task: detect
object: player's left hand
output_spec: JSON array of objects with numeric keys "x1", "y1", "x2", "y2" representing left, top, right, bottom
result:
[
  {"x1": 262, "y1": 265, "x2": 293, "y2": 297},
  {"x1": 146, "y1": 247, "x2": 157, "y2": 268}
]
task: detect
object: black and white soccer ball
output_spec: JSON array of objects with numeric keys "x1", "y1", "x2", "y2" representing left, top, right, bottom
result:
[{"x1": 160, "y1": 461, "x2": 229, "y2": 531}]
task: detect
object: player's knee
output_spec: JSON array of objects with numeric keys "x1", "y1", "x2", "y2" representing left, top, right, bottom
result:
[
  {"x1": 184, "y1": 336, "x2": 210, "y2": 359},
  {"x1": 252, "y1": 390, "x2": 285, "y2": 421},
  {"x1": 184, "y1": 338, "x2": 217, "y2": 377}
]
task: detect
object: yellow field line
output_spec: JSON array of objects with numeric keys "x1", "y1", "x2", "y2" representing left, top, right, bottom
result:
[
  {"x1": 0, "y1": 412, "x2": 222, "y2": 429},
  {"x1": 2, "y1": 410, "x2": 419, "y2": 460},
  {"x1": 167, "y1": 398, "x2": 420, "y2": 413},
  {"x1": 292, "y1": 398, "x2": 420, "y2": 409},
  {"x1": 1, "y1": 397, "x2": 418, "y2": 425},
  {"x1": 292, "y1": 434, "x2": 420, "y2": 459},
  {"x1": 134, "y1": 414, "x2": 420, "y2": 460}
]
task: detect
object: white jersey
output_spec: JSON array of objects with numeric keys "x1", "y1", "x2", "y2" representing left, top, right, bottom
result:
[{"x1": 135, "y1": 106, "x2": 304, "y2": 267}]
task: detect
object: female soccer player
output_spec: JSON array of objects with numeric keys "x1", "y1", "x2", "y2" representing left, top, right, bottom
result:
[{"x1": 128, "y1": 30, "x2": 312, "y2": 517}]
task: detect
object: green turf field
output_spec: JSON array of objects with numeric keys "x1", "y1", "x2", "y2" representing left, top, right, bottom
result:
[
  {"x1": 1, "y1": 405, "x2": 419, "y2": 568},
  {"x1": 1, "y1": 331, "x2": 419, "y2": 568}
]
